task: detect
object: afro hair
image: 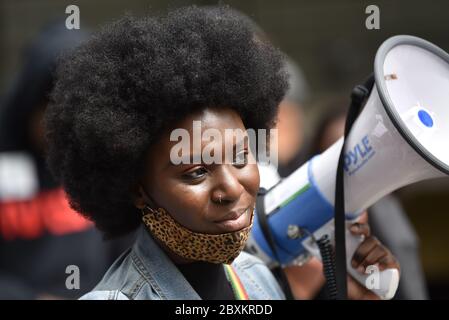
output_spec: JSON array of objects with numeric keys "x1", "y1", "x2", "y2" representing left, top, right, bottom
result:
[{"x1": 45, "y1": 5, "x2": 288, "y2": 238}]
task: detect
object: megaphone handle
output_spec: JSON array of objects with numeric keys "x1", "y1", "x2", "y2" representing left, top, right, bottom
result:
[{"x1": 345, "y1": 230, "x2": 400, "y2": 300}]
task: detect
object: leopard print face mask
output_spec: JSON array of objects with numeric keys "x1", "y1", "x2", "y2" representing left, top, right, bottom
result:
[{"x1": 141, "y1": 206, "x2": 254, "y2": 265}]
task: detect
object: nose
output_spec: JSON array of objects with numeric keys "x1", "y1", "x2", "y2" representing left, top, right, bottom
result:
[{"x1": 211, "y1": 165, "x2": 245, "y2": 205}]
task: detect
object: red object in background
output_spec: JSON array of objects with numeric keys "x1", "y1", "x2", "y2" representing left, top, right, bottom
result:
[{"x1": 0, "y1": 188, "x2": 92, "y2": 240}]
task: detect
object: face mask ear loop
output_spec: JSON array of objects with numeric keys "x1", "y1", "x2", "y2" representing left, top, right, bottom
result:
[{"x1": 139, "y1": 185, "x2": 159, "y2": 215}]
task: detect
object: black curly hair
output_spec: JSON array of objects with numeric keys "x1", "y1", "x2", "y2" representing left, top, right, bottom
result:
[{"x1": 45, "y1": 5, "x2": 288, "y2": 238}]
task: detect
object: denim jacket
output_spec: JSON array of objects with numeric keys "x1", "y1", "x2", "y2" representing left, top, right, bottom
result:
[{"x1": 80, "y1": 225, "x2": 285, "y2": 300}]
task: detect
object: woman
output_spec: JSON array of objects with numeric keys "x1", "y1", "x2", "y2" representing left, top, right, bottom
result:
[{"x1": 45, "y1": 6, "x2": 399, "y2": 300}]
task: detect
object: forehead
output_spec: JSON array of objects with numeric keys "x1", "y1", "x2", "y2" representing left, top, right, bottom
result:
[
  {"x1": 148, "y1": 107, "x2": 247, "y2": 164},
  {"x1": 180, "y1": 107, "x2": 245, "y2": 132}
]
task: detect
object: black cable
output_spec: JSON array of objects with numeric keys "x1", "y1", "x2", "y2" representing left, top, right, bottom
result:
[
  {"x1": 334, "y1": 74, "x2": 375, "y2": 300},
  {"x1": 255, "y1": 188, "x2": 295, "y2": 300},
  {"x1": 294, "y1": 226, "x2": 338, "y2": 300},
  {"x1": 316, "y1": 235, "x2": 337, "y2": 299}
]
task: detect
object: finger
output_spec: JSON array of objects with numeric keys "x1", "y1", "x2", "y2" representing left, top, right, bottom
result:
[
  {"x1": 358, "y1": 211, "x2": 369, "y2": 224},
  {"x1": 349, "y1": 222, "x2": 371, "y2": 237},
  {"x1": 347, "y1": 276, "x2": 366, "y2": 300},
  {"x1": 377, "y1": 254, "x2": 400, "y2": 272},
  {"x1": 358, "y1": 246, "x2": 388, "y2": 272},
  {"x1": 347, "y1": 275, "x2": 379, "y2": 300},
  {"x1": 351, "y1": 236, "x2": 380, "y2": 269}
]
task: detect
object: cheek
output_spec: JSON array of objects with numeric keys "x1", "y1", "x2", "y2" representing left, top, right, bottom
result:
[
  {"x1": 150, "y1": 180, "x2": 210, "y2": 228},
  {"x1": 241, "y1": 163, "x2": 260, "y2": 199}
]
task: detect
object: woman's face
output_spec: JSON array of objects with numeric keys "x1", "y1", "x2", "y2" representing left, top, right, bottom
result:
[{"x1": 135, "y1": 107, "x2": 260, "y2": 235}]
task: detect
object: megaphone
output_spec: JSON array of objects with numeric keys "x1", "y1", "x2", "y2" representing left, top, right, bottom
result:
[{"x1": 246, "y1": 35, "x2": 449, "y2": 300}]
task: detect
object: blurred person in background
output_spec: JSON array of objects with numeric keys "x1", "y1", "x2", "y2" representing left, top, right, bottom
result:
[
  {"x1": 275, "y1": 58, "x2": 309, "y2": 177},
  {"x1": 0, "y1": 21, "x2": 133, "y2": 299},
  {"x1": 257, "y1": 57, "x2": 309, "y2": 190}
]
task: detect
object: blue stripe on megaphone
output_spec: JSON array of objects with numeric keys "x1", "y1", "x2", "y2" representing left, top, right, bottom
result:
[{"x1": 252, "y1": 160, "x2": 335, "y2": 264}]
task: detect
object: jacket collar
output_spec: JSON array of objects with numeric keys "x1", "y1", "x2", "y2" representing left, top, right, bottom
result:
[{"x1": 133, "y1": 225, "x2": 201, "y2": 300}]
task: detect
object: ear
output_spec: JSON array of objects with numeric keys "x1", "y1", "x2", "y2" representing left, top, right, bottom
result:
[
  {"x1": 132, "y1": 184, "x2": 159, "y2": 210},
  {"x1": 131, "y1": 184, "x2": 148, "y2": 210}
]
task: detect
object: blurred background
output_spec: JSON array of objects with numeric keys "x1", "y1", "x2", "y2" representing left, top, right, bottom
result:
[{"x1": 1, "y1": 0, "x2": 448, "y2": 299}]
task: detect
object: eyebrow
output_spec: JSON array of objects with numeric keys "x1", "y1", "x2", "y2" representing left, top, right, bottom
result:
[
  {"x1": 167, "y1": 154, "x2": 203, "y2": 168},
  {"x1": 165, "y1": 136, "x2": 248, "y2": 168}
]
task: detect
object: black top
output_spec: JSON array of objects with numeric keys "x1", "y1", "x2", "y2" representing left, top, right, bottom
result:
[{"x1": 177, "y1": 262, "x2": 235, "y2": 300}]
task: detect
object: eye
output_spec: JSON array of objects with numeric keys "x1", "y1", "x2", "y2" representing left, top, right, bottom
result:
[
  {"x1": 233, "y1": 150, "x2": 249, "y2": 168},
  {"x1": 182, "y1": 167, "x2": 208, "y2": 180}
]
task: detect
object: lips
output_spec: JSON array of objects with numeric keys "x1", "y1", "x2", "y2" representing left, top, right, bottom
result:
[{"x1": 214, "y1": 207, "x2": 251, "y2": 233}]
